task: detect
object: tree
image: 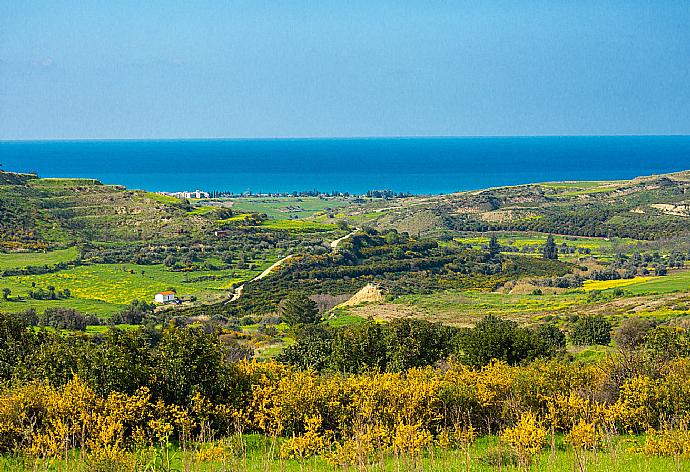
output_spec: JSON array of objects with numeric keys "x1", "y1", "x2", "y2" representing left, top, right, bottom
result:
[
  {"x1": 543, "y1": 234, "x2": 558, "y2": 260},
  {"x1": 614, "y1": 316, "x2": 654, "y2": 349},
  {"x1": 455, "y1": 315, "x2": 555, "y2": 367},
  {"x1": 42, "y1": 307, "x2": 87, "y2": 331},
  {"x1": 1, "y1": 288, "x2": 10, "y2": 300},
  {"x1": 279, "y1": 293, "x2": 320, "y2": 327},
  {"x1": 570, "y1": 316, "x2": 611, "y2": 346},
  {"x1": 488, "y1": 235, "x2": 501, "y2": 258},
  {"x1": 329, "y1": 318, "x2": 387, "y2": 373},
  {"x1": 537, "y1": 324, "x2": 566, "y2": 350},
  {"x1": 277, "y1": 324, "x2": 333, "y2": 370}
]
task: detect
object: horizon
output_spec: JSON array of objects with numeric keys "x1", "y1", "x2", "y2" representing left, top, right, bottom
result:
[{"x1": 3, "y1": 133, "x2": 690, "y2": 143}]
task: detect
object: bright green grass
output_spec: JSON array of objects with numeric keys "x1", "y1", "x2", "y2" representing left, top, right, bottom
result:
[
  {"x1": 144, "y1": 192, "x2": 181, "y2": 205},
  {"x1": 187, "y1": 205, "x2": 217, "y2": 215},
  {"x1": 259, "y1": 219, "x2": 340, "y2": 232},
  {"x1": 217, "y1": 213, "x2": 253, "y2": 223},
  {"x1": 0, "y1": 260, "x2": 276, "y2": 315},
  {"x1": 28, "y1": 178, "x2": 102, "y2": 187},
  {"x1": 393, "y1": 290, "x2": 586, "y2": 326},
  {"x1": 0, "y1": 247, "x2": 79, "y2": 270},
  {"x1": 228, "y1": 197, "x2": 352, "y2": 219},
  {"x1": 620, "y1": 270, "x2": 690, "y2": 295},
  {"x1": 325, "y1": 314, "x2": 368, "y2": 327},
  {"x1": 539, "y1": 180, "x2": 612, "y2": 189},
  {"x1": 454, "y1": 232, "x2": 632, "y2": 254},
  {"x1": 578, "y1": 270, "x2": 690, "y2": 296},
  {"x1": 2, "y1": 434, "x2": 684, "y2": 471}
]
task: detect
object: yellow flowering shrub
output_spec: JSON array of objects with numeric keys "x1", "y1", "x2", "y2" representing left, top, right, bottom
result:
[
  {"x1": 279, "y1": 416, "x2": 331, "y2": 459},
  {"x1": 565, "y1": 420, "x2": 602, "y2": 451},
  {"x1": 501, "y1": 412, "x2": 547, "y2": 469},
  {"x1": 642, "y1": 428, "x2": 690, "y2": 458},
  {"x1": 393, "y1": 422, "x2": 432, "y2": 455}
]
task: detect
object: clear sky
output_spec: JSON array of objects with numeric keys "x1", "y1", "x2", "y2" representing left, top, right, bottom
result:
[{"x1": 1, "y1": 1, "x2": 689, "y2": 140}]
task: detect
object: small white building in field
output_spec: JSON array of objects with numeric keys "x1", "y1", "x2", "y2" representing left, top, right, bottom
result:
[{"x1": 155, "y1": 291, "x2": 176, "y2": 303}]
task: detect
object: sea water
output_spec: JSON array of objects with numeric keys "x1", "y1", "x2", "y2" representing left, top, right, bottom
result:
[{"x1": 1, "y1": 136, "x2": 689, "y2": 194}]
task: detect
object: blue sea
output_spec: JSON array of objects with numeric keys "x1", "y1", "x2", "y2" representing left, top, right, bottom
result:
[{"x1": 1, "y1": 136, "x2": 689, "y2": 194}]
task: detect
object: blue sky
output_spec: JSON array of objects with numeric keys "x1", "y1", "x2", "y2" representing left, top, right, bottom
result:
[{"x1": 1, "y1": 1, "x2": 689, "y2": 139}]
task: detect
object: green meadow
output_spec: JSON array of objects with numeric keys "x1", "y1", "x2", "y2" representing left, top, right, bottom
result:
[
  {"x1": 390, "y1": 290, "x2": 586, "y2": 326},
  {"x1": 227, "y1": 196, "x2": 352, "y2": 219},
  {"x1": 0, "y1": 247, "x2": 79, "y2": 270},
  {"x1": 0, "y1": 260, "x2": 276, "y2": 316},
  {"x1": 454, "y1": 232, "x2": 636, "y2": 258},
  {"x1": 259, "y1": 219, "x2": 340, "y2": 232}
]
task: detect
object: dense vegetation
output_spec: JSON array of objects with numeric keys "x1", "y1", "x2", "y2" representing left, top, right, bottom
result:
[
  {"x1": 1, "y1": 169, "x2": 690, "y2": 469},
  {"x1": 2, "y1": 312, "x2": 690, "y2": 469}
]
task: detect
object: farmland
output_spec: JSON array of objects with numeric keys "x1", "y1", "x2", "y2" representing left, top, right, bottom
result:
[
  {"x1": 0, "y1": 247, "x2": 78, "y2": 270},
  {"x1": 0, "y1": 260, "x2": 275, "y2": 315},
  {"x1": 223, "y1": 196, "x2": 353, "y2": 219}
]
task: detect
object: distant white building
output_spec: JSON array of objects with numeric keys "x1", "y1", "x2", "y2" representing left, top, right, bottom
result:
[
  {"x1": 158, "y1": 190, "x2": 210, "y2": 199},
  {"x1": 155, "y1": 291, "x2": 176, "y2": 303}
]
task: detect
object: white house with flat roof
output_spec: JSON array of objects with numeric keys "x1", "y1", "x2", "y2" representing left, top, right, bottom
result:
[{"x1": 155, "y1": 291, "x2": 176, "y2": 303}]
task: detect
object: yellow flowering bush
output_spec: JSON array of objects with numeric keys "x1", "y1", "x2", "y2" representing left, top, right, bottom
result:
[
  {"x1": 279, "y1": 416, "x2": 331, "y2": 459},
  {"x1": 501, "y1": 412, "x2": 547, "y2": 469}
]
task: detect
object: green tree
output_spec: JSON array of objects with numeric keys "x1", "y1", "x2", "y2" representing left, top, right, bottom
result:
[
  {"x1": 614, "y1": 316, "x2": 654, "y2": 349},
  {"x1": 330, "y1": 318, "x2": 387, "y2": 373},
  {"x1": 543, "y1": 234, "x2": 558, "y2": 260},
  {"x1": 0, "y1": 312, "x2": 39, "y2": 380},
  {"x1": 153, "y1": 325, "x2": 238, "y2": 405},
  {"x1": 570, "y1": 315, "x2": 612, "y2": 346},
  {"x1": 279, "y1": 293, "x2": 320, "y2": 327},
  {"x1": 537, "y1": 324, "x2": 566, "y2": 350},
  {"x1": 277, "y1": 324, "x2": 333, "y2": 370},
  {"x1": 1, "y1": 288, "x2": 10, "y2": 300},
  {"x1": 488, "y1": 234, "x2": 501, "y2": 258},
  {"x1": 455, "y1": 315, "x2": 554, "y2": 367}
]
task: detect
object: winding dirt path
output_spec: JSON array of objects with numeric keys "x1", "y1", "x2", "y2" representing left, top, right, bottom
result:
[
  {"x1": 226, "y1": 228, "x2": 359, "y2": 304},
  {"x1": 330, "y1": 228, "x2": 360, "y2": 249}
]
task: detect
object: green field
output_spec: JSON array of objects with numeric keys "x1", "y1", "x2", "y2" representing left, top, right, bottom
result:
[
  {"x1": 227, "y1": 196, "x2": 352, "y2": 219},
  {"x1": 454, "y1": 232, "x2": 633, "y2": 255},
  {"x1": 0, "y1": 260, "x2": 277, "y2": 315},
  {"x1": 388, "y1": 290, "x2": 586, "y2": 326},
  {"x1": 145, "y1": 191, "x2": 182, "y2": 205},
  {"x1": 259, "y1": 219, "x2": 340, "y2": 232},
  {"x1": 619, "y1": 270, "x2": 690, "y2": 295},
  {"x1": 0, "y1": 247, "x2": 79, "y2": 270},
  {"x1": 347, "y1": 269, "x2": 690, "y2": 327}
]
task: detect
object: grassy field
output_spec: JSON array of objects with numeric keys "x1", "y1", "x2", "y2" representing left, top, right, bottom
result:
[
  {"x1": 383, "y1": 290, "x2": 586, "y2": 326},
  {"x1": 622, "y1": 270, "x2": 690, "y2": 295},
  {"x1": 259, "y1": 219, "x2": 340, "y2": 232},
  {"x1": 145, "y1": 191, "x2": 181, "y2": 205},
  {"x1": 226, "y1": 196, "x2": 352, "y2": 219},
  {"x1": 583, "y1": 270, "x2": 690, "y2": 295},
  {"x1": 1, "y1": 434, "x2": 685, "y2": 471},
  {"x1": 344, "y1": 270, "x2": 690, "y2": 327},
  {"x1": 0, "y1": 260, "x2": 277, "y2": 315},
  {"x1": 453, "y1": 232, "x2": 634, "y2": 256},
  {"x1": 539, "y1": 180, "x2": 617, "y2": 189},
  {"x1": 0, "y1": 247, "x2": 79, "y2": 270}
]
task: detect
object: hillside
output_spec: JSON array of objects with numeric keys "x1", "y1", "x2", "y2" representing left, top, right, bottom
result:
[
  {"x1": 0, "y1": 175, "x2": 218, "y2": 250},
  {"x1": 345, "y1": 171, "x2": 690, "y2": 239}
]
